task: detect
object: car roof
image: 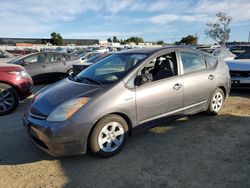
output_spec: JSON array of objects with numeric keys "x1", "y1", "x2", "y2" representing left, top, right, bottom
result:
[{"x1": 117, "y1": 47, "x2": 199, "y2": 55}]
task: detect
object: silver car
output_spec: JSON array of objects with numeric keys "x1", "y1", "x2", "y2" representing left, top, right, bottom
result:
[
  {"x1": 23, "y1": 48, "x2": 231, "y2": 157},
  {"x1": 227, "y1": 50, "x2": 250, "y2": 88}
]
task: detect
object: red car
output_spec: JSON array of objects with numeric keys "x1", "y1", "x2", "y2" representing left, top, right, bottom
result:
[{"x1": 0, "y1": 64, "x2": 33, "y2": 115}]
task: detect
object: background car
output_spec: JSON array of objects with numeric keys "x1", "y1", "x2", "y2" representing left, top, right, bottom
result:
[
  {"x1": 71, "y1": 51, "x2": 101, "y2": 63},
  {"x1": 8, "y1": 52, "x2": 73, "y2": 84},
  {"x1": 227, "y1": 50, "x2": 250, "y2": 88},
  {"x1": 198, "y1": 47, "x2": 236, "y2": 61},
  {"x1": 6, "y1": 48, "x2": 38, "y2": 56},
  {"x1": 0, "y1": 49, "x2": 20, "y2": 63},
  {"x1": 72, "y1": 52, "x2": 112, "y2": 75},
  {"x1": 0, "y1": 63, "x2": 33, "y2": 115},
  {"x1": 24, "y1": 47, "x2": 230, "y2": 158},
  {"x1": 229, "y1": 45, "x2": 250, "y2": 57}
]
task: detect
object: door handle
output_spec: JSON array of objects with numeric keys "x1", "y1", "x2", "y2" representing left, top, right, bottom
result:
[
  {"x1": 173, "y1": 83, "x2": 182, "y2": 90},
  {"x1": 42, "y1": 65, "x2": 46, "y2": 68},
  {"x1": 208, "y1": 74, "x2": 215, "y2": 80},
  {"x1": 63, "y1": 62, "x2": 66, "y2": 65}
]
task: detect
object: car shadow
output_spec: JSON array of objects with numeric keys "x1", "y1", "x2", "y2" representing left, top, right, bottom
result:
[
  {"x1": 230, "y1": 88, "x2": 250, "y2": 98},
  {"x1": 1, "y1": 113, "x2": 249, "y2": 188}
]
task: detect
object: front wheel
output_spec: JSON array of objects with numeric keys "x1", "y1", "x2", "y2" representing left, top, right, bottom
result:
[
  {"x1": 207, "y1": 88, "x2": 225, "y2": 115},
  {"x1": 89, "y1": 115, "x2": 128, "y2": 157}
]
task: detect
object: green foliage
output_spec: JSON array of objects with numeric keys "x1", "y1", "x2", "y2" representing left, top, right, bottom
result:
[
  {"x1": 50, "y1": 32, "x2": 64, "y2": 46},
  {"x1": 175, "y1": 35, "x2": 198, "y2": 45},
  {"x1": 125, "y1": 36, "x2": 144, "y2": 44},
  {"x1": 107, "y1": 37, "x2": 112, "y2": 42},
  {"x1": 205, "y1": 12, "x2": 232, "y2": 46},
  {"x1": 107, "y1": 36, "x2": 145, "y2": 45},
  {"x1": 112, "y1": 36, "x2": 118, "y2": 43},
  {"x1": 156, "y1": 40, "x2": 165, "y2": 45}
]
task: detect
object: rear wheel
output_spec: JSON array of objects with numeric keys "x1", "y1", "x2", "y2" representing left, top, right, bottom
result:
[
  {"x1": 207, "y1": 88, "x2": 224, "y2": 115},
  {"x1": 0, "y1": 84, "x2": 19, "y2": 115},
  {"x1": 90, "y1": 114, "x2": 128, "y2": 157}
]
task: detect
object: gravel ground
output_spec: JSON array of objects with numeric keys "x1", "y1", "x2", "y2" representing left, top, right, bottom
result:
[{"x1": 0, "y1": 86, "x2": 249, "y2": 188}]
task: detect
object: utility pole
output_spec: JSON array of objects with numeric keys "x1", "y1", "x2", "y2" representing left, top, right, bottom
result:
[{"x1": 248, "y1": 32, "x2": 250, "y2": 43}]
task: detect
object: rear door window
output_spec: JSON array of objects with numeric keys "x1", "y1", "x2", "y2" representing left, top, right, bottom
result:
[{"x1": 23, "y1": 54, "x2": 44, "y2": 64}]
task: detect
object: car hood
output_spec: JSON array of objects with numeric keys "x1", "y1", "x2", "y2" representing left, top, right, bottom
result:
[
  {"x1": 30, "y1": 78, "x2": 104, "y2": 117},
  {"x1": 227, "y1": 59, "x2": 250, "y2": 71}
]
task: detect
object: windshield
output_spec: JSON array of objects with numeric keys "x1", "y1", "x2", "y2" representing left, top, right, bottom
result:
[{"x1": 76, "y1": 53, "x2": 148, "y2": 84}]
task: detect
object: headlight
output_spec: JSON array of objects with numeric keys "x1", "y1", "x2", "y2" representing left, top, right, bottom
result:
[
  {"x1": 8, "y1": 70, "x2": 30, "y2": 78},
  {"x1": 47, "y1": 97, "x2": 91, "y2": 122}
]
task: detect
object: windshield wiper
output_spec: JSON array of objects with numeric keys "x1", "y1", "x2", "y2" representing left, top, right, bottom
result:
[{"x1": 76, "y1": 76, "x2": 102, "y2": 85}]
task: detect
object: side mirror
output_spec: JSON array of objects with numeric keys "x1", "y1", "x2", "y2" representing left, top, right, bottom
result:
[
  {"x1": 68, "y1": 72, "x2": 76, "y2": 78},
  {"x1": 20, "y1": 60, "x2": 28, "y2": 66},
  {"x1": 134, "y1": 73, "x2": 153, "y2": 86},
  {"x1": 134, "y1": 75, "x2": 142, "y2": 86}
]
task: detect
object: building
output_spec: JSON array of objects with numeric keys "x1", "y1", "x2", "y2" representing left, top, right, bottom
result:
[{"x1": 0, "y1": 38, "x2": 100, "y2": 46}]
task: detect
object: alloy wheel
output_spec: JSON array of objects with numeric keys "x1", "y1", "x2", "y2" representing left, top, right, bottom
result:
[
  {"x1": 98, "y1": 122, "x2": 125, "y2": 153},
  {"x1": 0, "y1": 89, "x2": 15, "y2": 113},
  {"x1": 212, "y1": 91, "x2": 223, "y2": 112}
]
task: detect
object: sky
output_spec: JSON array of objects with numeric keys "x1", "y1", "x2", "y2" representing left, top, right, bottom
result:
[{"x1": 1, "y1": 0, "x2": 250, "y2": 44}]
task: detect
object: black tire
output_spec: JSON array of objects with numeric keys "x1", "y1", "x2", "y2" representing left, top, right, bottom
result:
[
  {"x1": 206, "y1": 88, "x2": 225, "y2": 115},
  {"x1": 90, "y1": 114, "x2": 129, "y2": 157},
  {"x1": 0, "y1": 83, "x2": 19, "y2": 116}
]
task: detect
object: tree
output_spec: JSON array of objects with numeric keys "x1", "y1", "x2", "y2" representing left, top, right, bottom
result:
[
  {"x1": 50, "y1": 32, "x2": 64, "y2": 46},
  {"x1": 107, "y1": 37, "x2": 112, "y2": 42},
  {"x1": 125, "y1": 36, "x2": 144, "y2": 44},
  {"x1": 175, "y1": 35, "x2": 198, "y2": 45},
  {"x1": 156, "y1": 40, "x2": 165, "y2": 45},
  {"x1": 205, "y1": 12, "x2": 232, "y2": 46},
  {"x1": 112, "y1": 36, "x2": 118, "y2": 43}
]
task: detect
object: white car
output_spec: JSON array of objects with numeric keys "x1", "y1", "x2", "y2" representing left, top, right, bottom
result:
[
  {"x1": 227, "y1": 51, "x2": 250, "y2": 88},
  {"x1": 212, "y1": 48, "x2": 236, "y2": 61}
]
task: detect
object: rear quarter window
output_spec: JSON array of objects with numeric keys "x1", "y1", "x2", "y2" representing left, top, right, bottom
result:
[
  {"x1": 204, "y1": 55, "x2": 218, "y2": 68},
  {"x1": 179, "y1": 51, "x2": 207, "y2": 74}
]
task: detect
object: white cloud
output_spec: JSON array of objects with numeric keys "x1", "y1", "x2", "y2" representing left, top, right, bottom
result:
[
  {"x1": 194, "y1": 0, "x2": 250, "y2": 22},
  {"x1": 149, "y1": 14, "x2": 211, "y2": 24},
  {"x1": 0, "y1": 0, "x2": 250, "y2": 38}
]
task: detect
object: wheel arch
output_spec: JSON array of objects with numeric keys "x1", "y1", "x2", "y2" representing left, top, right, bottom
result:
[
  {"x1": 218, "y1": 85, "x2": 227, "y2": 99},
  {"x1": 0, "y1": 81, "x2": 20, "y2": 98}
]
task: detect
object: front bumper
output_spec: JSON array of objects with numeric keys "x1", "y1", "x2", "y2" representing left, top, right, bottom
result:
[
  {"x1": 231, "y1": 76, "x2": 250, "y2": 88},
  {"x1": 23, "y1": 112, "x2": 88, "y2": 157},
  {"x1": 18, "y1": 78, "x2": 33, "y2": 100}
]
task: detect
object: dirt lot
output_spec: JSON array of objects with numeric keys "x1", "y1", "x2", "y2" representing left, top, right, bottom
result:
[{"x1": 0, "y1": 86, "x2": 249, "y2": 188}]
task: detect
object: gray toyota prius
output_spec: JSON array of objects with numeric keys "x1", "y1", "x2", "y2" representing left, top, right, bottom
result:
[{"x1": 23, "y1": 47, "x2": 231, "y2": 157}]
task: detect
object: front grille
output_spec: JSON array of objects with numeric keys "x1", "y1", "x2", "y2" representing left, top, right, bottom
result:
[
  {"x1": 30, "y1": 135, "x2": 49, "y2": 150},
  {"x1": 230, "y1": 70, "x2": 250, "y2": 78}
]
